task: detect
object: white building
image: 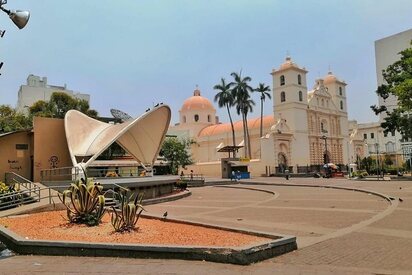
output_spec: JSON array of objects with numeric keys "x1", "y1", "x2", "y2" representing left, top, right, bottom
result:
[
  {"x1": 16, "y1": 74, "x2": 90, "y2": 113},
  {"x1": 353, "y1": 28, "x2": 412, "y2": 166},
  {"x1": 170, "y1": 56, "x2": 353, "y2": 177},
  {"x1": 375, "y1": 28, "x2": 412, "y2": 121}
]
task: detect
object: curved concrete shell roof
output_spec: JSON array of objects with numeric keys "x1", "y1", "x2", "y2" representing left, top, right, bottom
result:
[{"x1": 65, "y1": 105, "x2": 171, "y2": 168}]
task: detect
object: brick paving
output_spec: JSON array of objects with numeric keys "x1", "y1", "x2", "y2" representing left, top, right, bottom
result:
[{"x1": 0, "y1": 177, "x2": 411, "y2": 274}]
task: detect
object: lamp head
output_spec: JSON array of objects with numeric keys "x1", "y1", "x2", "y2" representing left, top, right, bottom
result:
[{"x1": 9, "y1": 10, "x2": 30, "y2": 29}]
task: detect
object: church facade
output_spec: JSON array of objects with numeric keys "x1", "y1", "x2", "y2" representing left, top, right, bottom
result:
[{"x1": 169, "y1": 57, "x2": 366, "y2": 176}]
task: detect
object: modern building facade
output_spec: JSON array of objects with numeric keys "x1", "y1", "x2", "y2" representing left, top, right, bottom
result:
[
  {"x1": 353, "y1": 28, "x2": 412, "y2": 166},
  {"x1": 16, "y1": 74, "x2": 90, "y2": 113}
]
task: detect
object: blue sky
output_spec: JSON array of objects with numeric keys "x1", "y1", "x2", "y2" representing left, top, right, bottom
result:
[{"x1": 0, "y1": 0, "x2": 411, "y2": 124}]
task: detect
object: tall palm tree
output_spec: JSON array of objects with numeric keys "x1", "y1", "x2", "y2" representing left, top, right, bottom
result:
[
  {"x1": 230, "y1": 71, "x2": 254, "y2": 158},
  {"x1": 254, "y1": 83, "x2": 271, "y2": 138},
  {"x1": 242, "y1": 97, "x2": 255, "y2": 158},
  {"x1": 213, "y1": 78, "x2": 236, "y2": 157}
]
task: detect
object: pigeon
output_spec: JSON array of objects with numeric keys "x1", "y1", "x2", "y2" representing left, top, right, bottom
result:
[
  {"x1": 399, "y1": 198, "x2": 403, "y2": 202},
  {"x1": 145, "y1": 108, "x2": 150, "y2": 112},
  {"x1": 163, "y1": 211, "x2": 168, "y2": 219},
  {"x1": 399, "y1": 187, "x2": 402, "y2": 190},
  {"x1": 154, "y1": 103, "x2": 159, "y2": 107}
]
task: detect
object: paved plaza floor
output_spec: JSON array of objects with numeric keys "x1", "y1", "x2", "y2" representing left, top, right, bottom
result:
[{"x1": 0, "y1": 177, "x2": 411, "y2": 274}]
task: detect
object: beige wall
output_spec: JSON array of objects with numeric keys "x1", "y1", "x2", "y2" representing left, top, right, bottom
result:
[
  {"x1": 33, "y1": 117, "x2": 72, "y2": 182},
  {"x1": 0, "y1": 131, "x2": 33, "y2": 182}
]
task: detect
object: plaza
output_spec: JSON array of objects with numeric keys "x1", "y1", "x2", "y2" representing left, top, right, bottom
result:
[{"x1": 1, "y1": 176, "x2": 411, "y2": 274}]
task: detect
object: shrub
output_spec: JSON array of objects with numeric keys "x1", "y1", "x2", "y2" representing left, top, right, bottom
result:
[
  {"x1": 111, "y1": 192, "x2": 145, "y2": 232},
  {"x1": 59, "y1": 177, "x2": 106, "y2": 226},
  {"x1": 175, "y1": 179, "x2": 187, "y2": 190}
]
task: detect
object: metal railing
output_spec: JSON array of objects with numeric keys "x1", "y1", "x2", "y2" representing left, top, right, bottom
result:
[
  {"x1": 40, "y1": 166, "x2": 152, "y2": 184},
  {"x1": 1, "y1": 174, "x2": 128, "y2": 211},
  {"x1": 1, "y1": 172, "x2": 42, "y2": 210},
  {"x1": 40, "y1": 166, "x2": 80, "y2": 184},
  {"x1": 180, "y1": 174, "x2": 204, "y2": 181}
]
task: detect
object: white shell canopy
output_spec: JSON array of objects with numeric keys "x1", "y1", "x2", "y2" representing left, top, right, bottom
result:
[{"x1": 64, "y1": 105, "x2": 171, "y2": 168}]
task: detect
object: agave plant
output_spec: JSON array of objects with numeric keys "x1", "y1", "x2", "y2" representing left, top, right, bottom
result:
[
  {"x1": 111, "y1": 192, "x2": 145, "y2": 232},
  {"x1": 58, "y1": 177, "x2": 106, "y2": 226}
]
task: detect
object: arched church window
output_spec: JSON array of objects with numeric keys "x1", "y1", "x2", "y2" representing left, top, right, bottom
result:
[
  {"x1": 194, "y1": 114, "x2": 199, "y2": 122},
  {"x1": 340, "y1": 100, "x2": 343, "y2": 110},
  {"x1": 321, "y1": 99, "x2": 324, "y2": 107},
  {"x1": 298, "y1": 91, "x2": 303, "y2": 102},
  {"x1": 339, "y1": 87, "x2": 343, "y2": 96},
  {"x1": 298, "y1": 74, "x2": 302, "y2": 85},
  {"x1": 280, "y1": 75, "x2": 285, "y2": 86},
  {"x1": 281, "y1": 91, "x2": 286, "y2": 102},
  {"x1": 207, "y1": 115, "x2": 211, "y2": 122},
  {"x1": 183, "y1": 116, "x2": 186, "y2": 123},
  {"x1": 321, "y1": 122, "x2": 324, "y2": 132}
]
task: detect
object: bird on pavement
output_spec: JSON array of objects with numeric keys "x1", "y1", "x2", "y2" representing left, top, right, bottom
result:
[
  {"x1": 163, "y1": 211, "x2": 168, "y2": 219},
  {"x1": 399, "y1": 198, "x2": 403, "y2": 202}
]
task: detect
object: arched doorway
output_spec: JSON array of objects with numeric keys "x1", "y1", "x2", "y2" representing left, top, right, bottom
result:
[{"x1": 278, "y1": 152, "x2": 288, "y2": 173}]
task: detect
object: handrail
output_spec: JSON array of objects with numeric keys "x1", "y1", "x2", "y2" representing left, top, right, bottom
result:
[{"x1": 2, "y1": 171, "x2": 148, "y2": 212}]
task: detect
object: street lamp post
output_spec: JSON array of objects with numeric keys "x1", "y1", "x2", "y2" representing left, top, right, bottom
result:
[
  {"x1": 375, "y1": 142, "x2": 381, "y2": 180},
  {"x1": 0, "y1": 0, "x2": 30, "y2": 75},
  {"x1": 0, "y1": 1, "x2": 30, "y2": 29}
]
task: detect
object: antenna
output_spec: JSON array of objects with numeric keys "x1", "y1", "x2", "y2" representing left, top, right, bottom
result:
[{"x1": 110, "y1": 108, "x2": 133, "y2": 122}]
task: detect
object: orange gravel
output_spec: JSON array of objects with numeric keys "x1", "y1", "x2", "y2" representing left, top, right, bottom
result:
[{"x1": 0, "y1": 211, "x2": 272, "y2": 247}]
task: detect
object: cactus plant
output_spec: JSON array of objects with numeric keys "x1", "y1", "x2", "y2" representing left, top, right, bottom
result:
[
  {"x1": 58, "y1": 177, "x2": 106, "y2": 226},
  {"x1": 111, "y1": 192, "x2": 145, "y2": 232}
]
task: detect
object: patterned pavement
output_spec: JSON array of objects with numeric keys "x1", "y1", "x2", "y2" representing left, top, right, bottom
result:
[{"x1": 0, "y1": 177, "x2": 411, "y2": 274}]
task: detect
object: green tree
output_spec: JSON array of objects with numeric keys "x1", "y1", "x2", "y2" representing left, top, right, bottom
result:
[
  {"x1": 213, "y1": 78, "x2": 236, "y2": 156},
  {"x1": 254, "y1": 83, "x2": 271, "y2": 138},
  {"x1": 384, "y1": 154, "x2": 394, "y2": 167},
  {"x1": 0, "y1": 105, "x2": 32, "y2": 133},
  {"x1": 371, "y1": 41, "x2": 412, "y2": 139},
  {"x1": 231, "y1": 71, "x2": 255, "y2": 158},
  {"x1": 361, "y1": 156, "x2": 373, "y2": 173},
  {"x1": 160, "y1": 137, "x2": 194, "y2": 175},
  {"x1": 29, "y1": 92, "x2": 98, "y2": 119}
]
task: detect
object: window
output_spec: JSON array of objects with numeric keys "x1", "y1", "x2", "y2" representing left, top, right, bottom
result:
[
  {"x1": 183, "y1": 116, "x2": 186, "y2": 123},
  {"x1": 298, "y1": 74, "x2": 302, "y2": 85},
  {"x1": 339, "y1": 87, "x2": 343, "y2": 96},
  {"x1": 280, "y1": 75, "x2": 285, "y2": 86},
  {"x1": 194, "y1": 114, "x2": 199, "y2": 122},
  {"x1": 321, "y1": 122, "x2": 324, "y2": 132},
  {"x1": 207, "y1": 115, "x2": 211, "y2": 122},
  {"x1": 298, "y1": 91, "x2": 303, "y2": 102},
  {"x1": 16, "y1": 144, "x2": 28, "y2": 150},
  {"x1": 363, "y1": 133, "x2": 367, "y2": 140},
  {"x1": 386, "y1": 142, "x2": 395, "y2": 153},
  {"x1": 340, "y1": 100, "x2": 343, "y2": 110},
  {"x1": 280, "y1": 91, "x2": 286, "y2": 102},
  {"x1": 370, "y1": 133, "x2": 374, "y2": 139},
  {"x1": 321, "y1": 99, "x2": 324, "y2": 107}
]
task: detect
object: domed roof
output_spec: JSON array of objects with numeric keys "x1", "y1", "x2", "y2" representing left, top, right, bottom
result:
[
  {"x1": 276, "y1": 56, "x2": 306, "y2": 72},
  {"x1": 198, "y1": 115, "x2": 275, "y2": 137},
  {"x1": 181, "y1": 88, "x2": 215, "y2": 112},
  {"x1": 323, "y1": 71, "x2": 338, "y2": 84},
  {"x1": 323, "y1": 71, "x2": 346, "y2": 85}
]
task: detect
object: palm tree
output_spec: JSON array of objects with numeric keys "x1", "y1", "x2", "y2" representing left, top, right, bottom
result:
[
  {"x1": 213, "y1": 78, "x2": 236, "y2": 157},
  {"x1": 242, "y1": 97, "x2": 255, "y2": 158},
  {"x1": 254, "y1": 83, "x2": 271, "y2": 138},
  {"x1": 230, "y1": 71, "x2": 254, "y2": 158}
]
